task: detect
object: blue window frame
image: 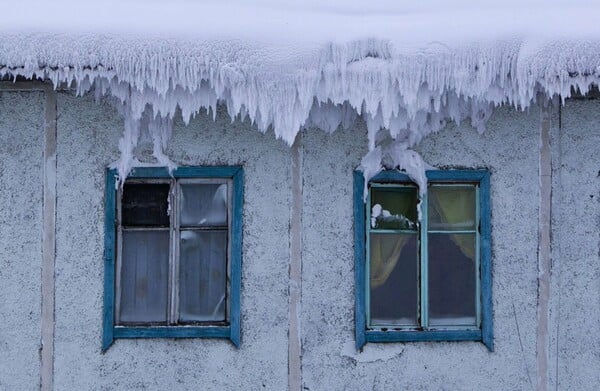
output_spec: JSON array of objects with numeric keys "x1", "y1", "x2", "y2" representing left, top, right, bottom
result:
[
  {"x1": 354, "y1": 170, "x2": 492, "y2": 351},
  {"x1": 103, "y1": 166, "x2": 243, "y2": 351}
]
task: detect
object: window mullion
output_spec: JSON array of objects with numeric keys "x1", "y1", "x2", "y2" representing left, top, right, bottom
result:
[
  {"x1": 365, "y1": 189, "x2": 372, "y2": 328},
  {"x1": 115, "y1": 187, "x2": 123, "y2": 325},
  {"x1": 419, "y1": 192, "x2": 429, "y2": 329},
  {"x1": 226, "y1": 179, "x2": 233, "y2": 322},
  {"x1": 168, "y1": 179, "x2": 179, "y2": 325},
  {"x1": 475, "y1": 185, "x2": 481, "y2": 328}
]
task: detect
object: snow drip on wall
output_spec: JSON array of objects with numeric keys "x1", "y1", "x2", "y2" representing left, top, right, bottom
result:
[{"x1": 2, "y1": 34, "x2": 600, "y2": 186}]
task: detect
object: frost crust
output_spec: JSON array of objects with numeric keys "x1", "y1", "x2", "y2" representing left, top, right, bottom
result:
[{"x1": 1, "y1": 11, "x2": 600, "y2": 183}]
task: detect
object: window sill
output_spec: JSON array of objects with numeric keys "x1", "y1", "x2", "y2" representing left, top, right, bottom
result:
[
  {"x1": 103, "y1": 325, "x2": 238, "y2": 352},
  {"x1": 365, "y1": 329, "x2": 492, "y2": 351}
]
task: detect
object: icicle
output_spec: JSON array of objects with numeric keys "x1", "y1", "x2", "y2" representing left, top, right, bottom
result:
[
  {"x1": 148, "y1": 115, "x2": 177, "y2": 173},
  {"x1": 358, "y1": 146, "x2": 383, "y2": 200},
  {"x1": 1, "y1": 33, "x2": 599, "y2": 187}
]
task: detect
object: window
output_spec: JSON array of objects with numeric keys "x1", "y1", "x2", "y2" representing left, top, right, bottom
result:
[
  {"x1": 354, "y1": 170, "x2": 492, "y2": 351},
  {"x1": 103, "y1": 167, "x2": 243, "y2": 351}
]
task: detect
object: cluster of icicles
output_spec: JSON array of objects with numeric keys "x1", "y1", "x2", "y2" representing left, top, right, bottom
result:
[{"x1": 2, "y1": 37, "x2": 600, "y2": 194}]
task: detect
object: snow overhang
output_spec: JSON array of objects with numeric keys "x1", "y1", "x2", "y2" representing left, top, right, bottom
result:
[{"x1": 2, "y1": 0, "x2": 600, "y2": 186}]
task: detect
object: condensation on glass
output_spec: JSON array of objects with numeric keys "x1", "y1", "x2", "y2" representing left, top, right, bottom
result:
[
  {"x1": 367, "y1": 182, "x2": 480, "y2": 331},
  {"x1": 116, "y1": 179, "x2": 230, "y2": 327}
]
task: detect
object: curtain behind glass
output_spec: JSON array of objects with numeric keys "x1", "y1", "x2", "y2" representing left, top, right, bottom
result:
[
  {"x1": 428, "y1": 186, "x2": 476, "y2": 261},
  {"x1": 370, "y1": 187, "x2": 417, "y2": 289}
]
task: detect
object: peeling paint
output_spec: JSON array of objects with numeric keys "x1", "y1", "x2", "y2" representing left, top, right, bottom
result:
[{"x1": 340, "y1": 341, "x2": 404, "y2": 363}]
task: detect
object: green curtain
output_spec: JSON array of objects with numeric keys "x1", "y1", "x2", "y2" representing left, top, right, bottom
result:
[{"x1": 429, "y1": 187, "x2": 476, "y2": 261}]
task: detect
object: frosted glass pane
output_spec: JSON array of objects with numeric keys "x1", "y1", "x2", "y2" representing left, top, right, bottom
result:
[
  {"x1": 180, "y1": 184, "x2": 227, "y2": 227},
  {"x1": 428, "y1": 233, "x2": 476, "y2": 327},
  {"x1": 179, "y1": 230, "x2": 227, "y2": 322},
  {"x1": 119, "y1": 230, "x2": 169, "y2": 324},
  {"x1": 370, "y1": 187, "x2": 418, "y2": 230},
  {"x1": 122, "y1": 183, "x2": 170, "y2": 227},
  {"x1": 369, "y1": 233, "x2": 418, "y2": 327},
  {"x1": 428, "y1": 185, "x2": 476, "y2": 231}
]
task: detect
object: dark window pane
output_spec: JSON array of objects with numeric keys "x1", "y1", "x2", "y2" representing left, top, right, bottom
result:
[
  {"x1": 119, "y1": 230, "x2": 169, "y2": 324},
  {"x1": 179, "y1": 230, "x2": 227, "y2": 323},
  {"x1": 122, "y1": 183, "x2": 170, "y2": 227},
  {"x1": 428, "y1": 233, "x2": 477, "y2": 327},
  {"x1": 370, "y1": 187, "x2": 418, "y2": 230},
  {"x1": 369, "y1": 233, "x2": 418, "y2": 327},
  {"x1": 428, "y1": 185, "x2": 476, "y2": 231},
  {"x1": 180, "y1": 184, "x2": 228, "y2": 227}
]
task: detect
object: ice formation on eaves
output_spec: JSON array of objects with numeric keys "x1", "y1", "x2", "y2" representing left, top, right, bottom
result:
[{"x1": 2, "y1": 33, "x2": 600, "y2": 192}]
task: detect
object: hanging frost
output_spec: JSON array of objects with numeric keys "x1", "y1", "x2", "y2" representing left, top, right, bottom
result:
[
  {"x1": 1, "y1": 24, "x2": 600, "y2": 186},
  {"x1": 359, "y1": 132, "x2": 435, "y2": 220},
  {"x1": 109, "y1": 104, "x2": 177, "y2": 183}
]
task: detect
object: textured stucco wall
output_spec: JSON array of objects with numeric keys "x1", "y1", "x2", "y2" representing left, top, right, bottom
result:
[
  {"x1": 53, "y1": 93, "x2": 291, "y2": 390},
  {"x1": 1, "y1": 88, "x2": 599, "y2": 390},
  {"x1": 551, "y1": 99, "x2": 600, "y2": 390},
  {"x1": 301, "y1": 106, "x2": 541, "y2": 390},
  {"x1": 0, "y1": 91, "x2": 44, "y2": 390}
]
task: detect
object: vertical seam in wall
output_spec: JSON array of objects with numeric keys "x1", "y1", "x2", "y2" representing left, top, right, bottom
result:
[
  {"x1": 289, "y1": 133, "x2": 303, "y2": 391},
  {"x1": 549, "y1": 101, "x2": 563, "y2": 391},
  {"x1": 0, "y1": 82, "x2": 56, "y2": 390},
  {"x1": 41, "y1": 86, "x2": 57, "y2": 391},
  {"x1": 553, "y1": 103, "x2": 562, "y2": 391},
  {"x1": 537, "y1": 100, "x2": 552, "y2": 391}
]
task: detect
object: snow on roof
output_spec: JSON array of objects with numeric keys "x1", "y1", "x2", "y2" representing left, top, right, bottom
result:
[{"x1": 2, "y1": 0, "x2": 600, "y2": 188}]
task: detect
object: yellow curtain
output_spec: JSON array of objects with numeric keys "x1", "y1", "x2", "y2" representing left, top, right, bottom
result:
[
  {"x1": 429, "y1": 187, "x2": 475, "y2": 261},
  {"x1": 370, "y1": 234, "x2": 410, "y2": 288},
  {"x1": 370, "y1": 196, "x2": 415, "y2": 288}
]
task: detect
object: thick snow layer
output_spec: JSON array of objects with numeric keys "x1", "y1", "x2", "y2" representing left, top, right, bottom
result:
[{"x1": 2, "y1": 1, "x2": 600, "y2": 183}]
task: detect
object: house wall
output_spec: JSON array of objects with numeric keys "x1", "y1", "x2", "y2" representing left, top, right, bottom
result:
[
  {"x1": 551, "y1": 99, "x2": 600, "y2": 390},
  {"x1": 301, "y1": 106, "x2": 540, "y2": 390},
  {"x1": 0, "y1": 86, "x2": 598, "y2": 390},
  {"x1": 52, "y1": 93, "x2": 291, "y2": 390},
  {"x1": 0, "y1": 91, "x2": 44, "y2": 390}
]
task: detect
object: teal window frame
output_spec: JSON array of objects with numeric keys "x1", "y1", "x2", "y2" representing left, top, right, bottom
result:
[
  {"x1": 354, "y1": 170, "x2": 493, "y2": 351},
  {"x1": 103, "y1": 166, "x2": 243, "y2": 351}
]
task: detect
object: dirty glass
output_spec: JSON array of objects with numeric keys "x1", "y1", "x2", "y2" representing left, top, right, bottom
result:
[
  {"x1": 179, "y1": 183, "x2": 228, "y2": 227},
  {"x1": 179, "y1": 231, "x2": 227, "y2": 322},
  {"x1": 119, "y1": 230, "x2": 169, "y2": 324},
  {"x1": 122, "y1": 183, "x2": 170, "y2": 227},
  {"x1": 428, "y1": 233, "x2": 477, "y2": 327},
  {"x1": 369, "y1": 233, "x2": 418, "y2": 327},
  {"x1": 370, "y1": 186, "x2": 418, "y2": 230}
]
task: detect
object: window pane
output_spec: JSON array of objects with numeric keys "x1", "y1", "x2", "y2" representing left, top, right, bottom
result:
[
  {"x1": 180, "y1": 184, "x2": 228, "y2": 227},
  {"x1": 369, "y1": 233, "x2": 418, "y2": 327},
  {"x1": 428, "y1": 233, "x2": 476, "y2": 327},
  {"x1": 179, "y1": 230, "x2": 227, "y2": 323},
  {"x1": 370, "y1": 187, "x2": 418, "y2": 230},
  {"x1": 122, "y1": 183, "x2": 170, "y2": 227},
  {"x1": 119, "y1": 230, "x2": 169, "y2": 324},
  {"x1": 428, "y1": 185, "x2": 476, "y2": 231}
]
